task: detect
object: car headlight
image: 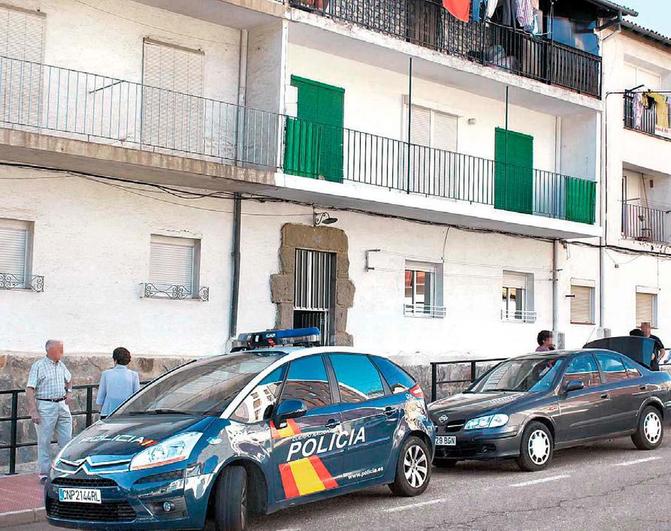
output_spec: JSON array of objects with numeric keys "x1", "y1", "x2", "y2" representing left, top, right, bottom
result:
[
  {"x1": 130, "y1": 432, "x2": 202, "y2": 471},
  {"x1": 464, "y1": 414, "x2": 509, "y2": 430}
]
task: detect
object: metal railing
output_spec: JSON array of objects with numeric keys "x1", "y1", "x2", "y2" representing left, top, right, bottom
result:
[
  {"x1": 403, "y1": 303, "x2": 447, "y2": 318},
  {"x1": 142, "y1": 283, "x2": 210, "y2": 301},
  {"x1": 623, "y1": 92, "x2": 670, "y2": 139},
  {"x1": 501, "y1": 309, "x2": 537, "y2": 323},
  {"x1": 430, "y1": 358, "x2": 506, "y2": 402},
  {"x1": 0, "y1": 273, "x2": 44, "y2": 292},
  {"x1": 0, "y1": 55, "x2": 595, "y2": 224},
  {"x1": 0, "y1": 381, "x2": 151, "y2": 475},
  {"x1": 622, "y1": 203, "x2": 667, "y2": 243},
  {"x1": 290, "y1": 0, "x2": 602, "y2": 97}
]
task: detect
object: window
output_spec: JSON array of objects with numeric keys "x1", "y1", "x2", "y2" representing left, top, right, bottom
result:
[
  {"x1": 595, "y1": 353, "x2": 628, "y2": 384},
  {"x1": 404, "y1": 261, "x2": 444, "y2": 318},
  {"x1": 371, "y1": 356, "x2": 416, "y2": 394},
  {"x1": 281, "y1": 356, "x2": 332, "y2": 410},
  {"x1": 407, "y1": 104, "x2": 458, "y2": 151},
  {"x1": 231, "y1": 367, "x2": 285, "y2": 424},
  {"x1": 622, "y1": 357, "x2": 642, "y2": 379},
  {"x1": 0, "y1": 218, "x2": 32, "y2": 289},
  {"x1": 571, "y1": 285, "x2": 595, "y2": 325},
  {"x1": 142, "y1": 39, "x2": 204, "y2": 152},
  {"x1": 330, "y1": 354, "x2": 385, "y2": 403},
  {"x1": 562, "y1": 354, "x2": 601, "y2": 389},
  {"x1": 636, "y1": 291, "x2": 657, "y2": 328},
  {"x1": 294, "y1": 249, "x2": 335, "y2": 345},
  {"x1": 147, "y1": 235, "x2": 202, "y2": 299},
  {"x1": 0, "y1": 5, "x2": 44, "y2": 127},
  {"x1": 501, "y1": 271, "x2": 535, "y2": 323}
]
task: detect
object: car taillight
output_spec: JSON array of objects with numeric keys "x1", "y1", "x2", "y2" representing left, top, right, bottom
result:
[{"x1": 409, "y1": 384, "x2": 424, "y2": 399}]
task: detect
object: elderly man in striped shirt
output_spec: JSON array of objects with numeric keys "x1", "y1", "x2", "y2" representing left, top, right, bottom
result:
[{"x1": 26, "y1": 340, "x2": 73, "y2": 483}]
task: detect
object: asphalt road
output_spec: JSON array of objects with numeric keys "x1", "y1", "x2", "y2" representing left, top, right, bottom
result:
[{"x1": 17, "y1": 437, "x2": 671, "y2": 531}]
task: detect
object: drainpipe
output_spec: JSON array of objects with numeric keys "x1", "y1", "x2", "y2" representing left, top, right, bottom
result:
[
  {"x1": 229, "y1": 194, "x2": 242, "y2": 339},
  {"x1": 552, "y1": 239, "x2": 559, "y2": 334},
  {"x1": 234, "y1": 30, "x2": 249, "y2": 165}
]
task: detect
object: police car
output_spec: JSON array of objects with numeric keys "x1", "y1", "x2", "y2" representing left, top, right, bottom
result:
[{"x1": 46, "y1": 328, "x2": 435, "y2": 530}]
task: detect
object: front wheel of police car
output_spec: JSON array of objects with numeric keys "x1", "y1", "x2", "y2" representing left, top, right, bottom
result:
[
  {"x1": 389, "y1": 436, "x2": 431, "y2": 497},
  {"x1": 213, "y1": 465, "x2": 247, "y2": 531}
]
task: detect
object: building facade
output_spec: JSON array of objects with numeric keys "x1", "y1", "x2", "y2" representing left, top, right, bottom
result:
[{"x1": 1, "y1": 0, "x2": 664, "y2": 369}]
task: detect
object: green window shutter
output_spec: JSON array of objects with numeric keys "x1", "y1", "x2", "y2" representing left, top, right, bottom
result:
[
  {"x1": 565, "y1": 177, "x2": 596, "y2": 224},
  {"x1": 494, "y1": 128, "x2": 533, "y2": 215},
  {"x1": 284, "y1": 76, "x2": 344, "y2": 182}
]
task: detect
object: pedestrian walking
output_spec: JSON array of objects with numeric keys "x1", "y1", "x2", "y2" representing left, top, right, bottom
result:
[
  {"x1": 535, "y1": 330, "x2": 554, "y2": 352},
  {"x1": 96, "y1": 347, "x2": 140, "y2": 418},
  {"x1": 26, "y1": 340, "x2": 73, "y2": 483}
]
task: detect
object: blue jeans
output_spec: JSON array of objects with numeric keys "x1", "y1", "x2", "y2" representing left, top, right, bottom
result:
[{"x1": 35, "y1": 400, "x2": 72, "y2": 475}]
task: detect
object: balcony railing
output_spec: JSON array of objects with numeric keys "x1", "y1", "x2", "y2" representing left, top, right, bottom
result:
[
  {"x1": 624, "y1": 92, "x2": 671, "y2": 140},
  {"x1": 501, "y1": 308, "x2": 537, "y2": 323},
  {"x1": 0, "y1": 56, "x2": 595, "y2": 225},
  {"x1": 622, "y1": 203, "x2": 668, "y2": 243},
  {"x1": 289, "y1": 0, "x2": 602, "y2": 98}
]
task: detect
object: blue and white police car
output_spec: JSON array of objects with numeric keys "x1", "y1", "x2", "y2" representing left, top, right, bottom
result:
[{"x1": 46, "y1": 328, "x2": 435, "y2": 530}]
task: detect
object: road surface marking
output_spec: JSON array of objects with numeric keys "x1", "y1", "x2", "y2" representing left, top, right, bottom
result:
[
  {"x1": 615, "y1": 457, "x2": 661, "y2": 467},
  {"x1": 385, "y1": 499, "x2": 447, "y2": 513},
  {"x1": 510, "y1": 474, "x2": 570, "y2": 487}
]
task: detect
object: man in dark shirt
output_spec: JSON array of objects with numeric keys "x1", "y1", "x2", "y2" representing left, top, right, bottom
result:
[{"x1": 641, "y1": 322, "x2": 665, "y2": 368}]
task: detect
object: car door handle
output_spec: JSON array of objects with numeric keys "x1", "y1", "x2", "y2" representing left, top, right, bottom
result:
[
  {"x1": 384, "y1": 407, "x2": 397, "y2": 417},
  {"x1": 639, "y1": 385, "x2": 648, "y2": 391},
  {"x1": 325, "y1": 419, "x2": 340, "y2": 430},
  {"x1": 600, "y1": 393, "x2": 610, "y2": 399}
]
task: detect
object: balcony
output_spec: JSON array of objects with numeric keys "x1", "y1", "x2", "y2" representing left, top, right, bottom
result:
[
  {"x1": 289, "y1": 0, "x2": 602, "y2": 98},
  {"x1": 622, "y1": 203, "x2": 668, "y2": 244},
  {"x1": 0, "y1": 56, "x2": 596, "y2": 231},
  {"x1": 624, "y1": 92, "x2": 671, "y2": 141}
]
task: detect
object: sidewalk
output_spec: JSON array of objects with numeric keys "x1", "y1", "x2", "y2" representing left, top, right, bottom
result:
[{"x1": 0, "y1": 473, "x2": 46, "y2": 528}]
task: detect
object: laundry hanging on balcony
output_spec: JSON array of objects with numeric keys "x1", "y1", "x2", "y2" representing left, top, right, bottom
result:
[
  {"x1": 442, "y1": 0, "x2": 470, "y2": 22},
  {"x1": 648, "y1": 92, "x2": 669, "y2": 129}
]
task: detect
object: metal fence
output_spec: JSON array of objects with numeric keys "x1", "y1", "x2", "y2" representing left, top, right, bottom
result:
[
  {"x1": 622, "y1": 203, "x2": 667, "y2": 244},
  {"x1": 430, "y1": 358, "x2": 506, "y2": 402},
  {"x1": 0, "y1": 55, "x2": 595, "y2": 223},
  {"x1": 623, "y1": 92, "x2": 658, "y2": 136},
  {"x1": 290, "y1": 0, "x2": 602, "y2": 97}
]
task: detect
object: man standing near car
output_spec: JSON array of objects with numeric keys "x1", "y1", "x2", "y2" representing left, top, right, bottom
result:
[
  {"x1": 641, "y1": 322, "x2": 666, "y2": 368},
  {"x1": 26, "y1": 340, "x2": 73, "y2": 483}
]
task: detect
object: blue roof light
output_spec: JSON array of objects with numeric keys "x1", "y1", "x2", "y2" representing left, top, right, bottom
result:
[{"x1": 231, "y1": 327, "x2": 321, "y2": 351}]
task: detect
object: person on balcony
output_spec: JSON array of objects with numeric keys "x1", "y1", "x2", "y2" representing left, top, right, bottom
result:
[
  {"x1": 96, "y1": 347, "x2": 140, "y2": 418},
  {"x1": 535, "y1": 330, "x2": 554, "y2": 352},
  {"x1": 26, "y1": 340, "x2": 73, "y2": 484}
]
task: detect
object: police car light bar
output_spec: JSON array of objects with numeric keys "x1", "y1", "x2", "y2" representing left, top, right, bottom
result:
[{"x1": 231, "y1": 327, "x2": 321, "y2": 351}]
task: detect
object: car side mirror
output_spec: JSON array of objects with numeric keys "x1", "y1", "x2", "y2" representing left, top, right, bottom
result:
[
  {"x1": 564, "y1": 380, "x2": 585, "y2": 394},
  {"x1": 274, "y1": 399, "x2": 307, "y2": 424}
]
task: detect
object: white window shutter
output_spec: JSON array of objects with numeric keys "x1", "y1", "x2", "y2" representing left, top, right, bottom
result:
[
  {"x1": 503, "y1": 271, "x2": 527, "y2": 290},
  {"x1": 410, "y1": 105, "x2": 431, "y2": 146},
  {"x1": 149, "y1": 236, "x2": 196, "y2": 292},
  {"x1": 636, "y1": 292, "x2": 655, "y2": 326},
  {"x1": 0, "y1": 221, "x2": 29, "y2": 284},
  {"x1": 571, "y1": 285, "x2": 593, "y2": 324},
  {"x1": 0, "y1": 6, "x2": 45, "y2": 62},
  {"x1": 432, "y1": 111, "x2": 458, "y2": 152}
]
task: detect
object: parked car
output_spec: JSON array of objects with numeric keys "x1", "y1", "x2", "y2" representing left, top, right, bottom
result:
[
  {"x1": 46, "y1": 328, "x2": 434, "y2": 530},
  {"x1": 429, "y1": 341, "x2": 671, "y2": 471}
]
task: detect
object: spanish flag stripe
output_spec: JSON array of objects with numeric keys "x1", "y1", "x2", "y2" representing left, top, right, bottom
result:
[
  {"x1": 287, "y1": 419, "x2": 302, "y2": 434},
  {"x1": 279, "y1": 463, "x2": 300, "y2": 499},
  {"x1": 289, "y1": 458, "x2": 326, "y2": 496},
  {"x1": 308, "y1": 455, "x2": 338, "y2": 489}
]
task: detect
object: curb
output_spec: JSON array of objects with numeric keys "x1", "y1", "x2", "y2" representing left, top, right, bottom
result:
[{"x1": 0, "y1": 507, "x2": 46, "y2": 528}]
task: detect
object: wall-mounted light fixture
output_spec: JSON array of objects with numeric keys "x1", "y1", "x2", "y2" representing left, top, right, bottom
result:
[{"x1": 313, "y1": 211, "x2": 338, "y2": 227}]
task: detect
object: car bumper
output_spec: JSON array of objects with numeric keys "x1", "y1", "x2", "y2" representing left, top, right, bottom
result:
[
  {"x1": 434, "y1": 428, "x2": 522, "y2": 461},
  {"x1": 45, "y1": 472, "x2": 214, "y2": 530}
]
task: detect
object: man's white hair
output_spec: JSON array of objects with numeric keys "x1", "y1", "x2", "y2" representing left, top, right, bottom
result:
[{"x1": 45, "y1": 339, "x2": 63, "y2": 352}]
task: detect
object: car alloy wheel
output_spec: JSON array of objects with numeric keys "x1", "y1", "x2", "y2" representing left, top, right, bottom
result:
[
  {"x1": 527, "y1": 429, "x2": 551, "y2": 465},
  {"x1": 403, "y1": 444, "x2": 428, "y2": 489},
  {"x1": 643, "y1": 411, "x2": 662, "y2": 445}
]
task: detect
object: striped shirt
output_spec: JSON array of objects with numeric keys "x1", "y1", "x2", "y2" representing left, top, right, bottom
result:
[{"x1": 27, "y1": 357, "x2": 72, "y2": 399}]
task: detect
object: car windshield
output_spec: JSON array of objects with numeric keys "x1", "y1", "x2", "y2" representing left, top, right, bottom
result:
[
  {"x1": 468, "y1": 357, "x2": 565, "y2": 394},
  {"x1": 114, "y1": 351, "x2": 284, "y2": 417}
]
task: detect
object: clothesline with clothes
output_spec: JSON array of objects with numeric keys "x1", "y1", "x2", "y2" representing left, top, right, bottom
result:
[
  {"x1": 629, "y1": 91, "x2": 671, "y2": 131},
  {"x1": 444, "y1": 0, "x2": 544, "y2": 36}
]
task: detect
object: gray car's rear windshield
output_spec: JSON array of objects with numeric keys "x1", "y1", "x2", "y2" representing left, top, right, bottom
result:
[{"x1": 114, "y1": 351, "x2": 284, "y2": 417}]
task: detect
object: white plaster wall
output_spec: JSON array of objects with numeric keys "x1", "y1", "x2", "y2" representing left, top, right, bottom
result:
[
  {"x1": 9, "y1": 0, "x2": 242, "y2": 104},
  {"x1": 246, "y1": 20, "x2": 287, "y2": 114},
  {"x1": 0, "y1": 167, "x2": 233, "y2": 356},
  {"x1": 287, "y1": 42, "x2": 566, "y2": 175}
]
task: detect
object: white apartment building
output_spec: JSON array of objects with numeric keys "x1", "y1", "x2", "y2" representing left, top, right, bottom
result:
[{"x1": 0, "y1": 0, "x2": 658, "y2": 364}]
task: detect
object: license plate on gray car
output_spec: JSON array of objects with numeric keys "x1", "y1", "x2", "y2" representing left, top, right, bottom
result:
[{"x1": 436, "y1": 436, "x2": 456, "y2": 446}]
